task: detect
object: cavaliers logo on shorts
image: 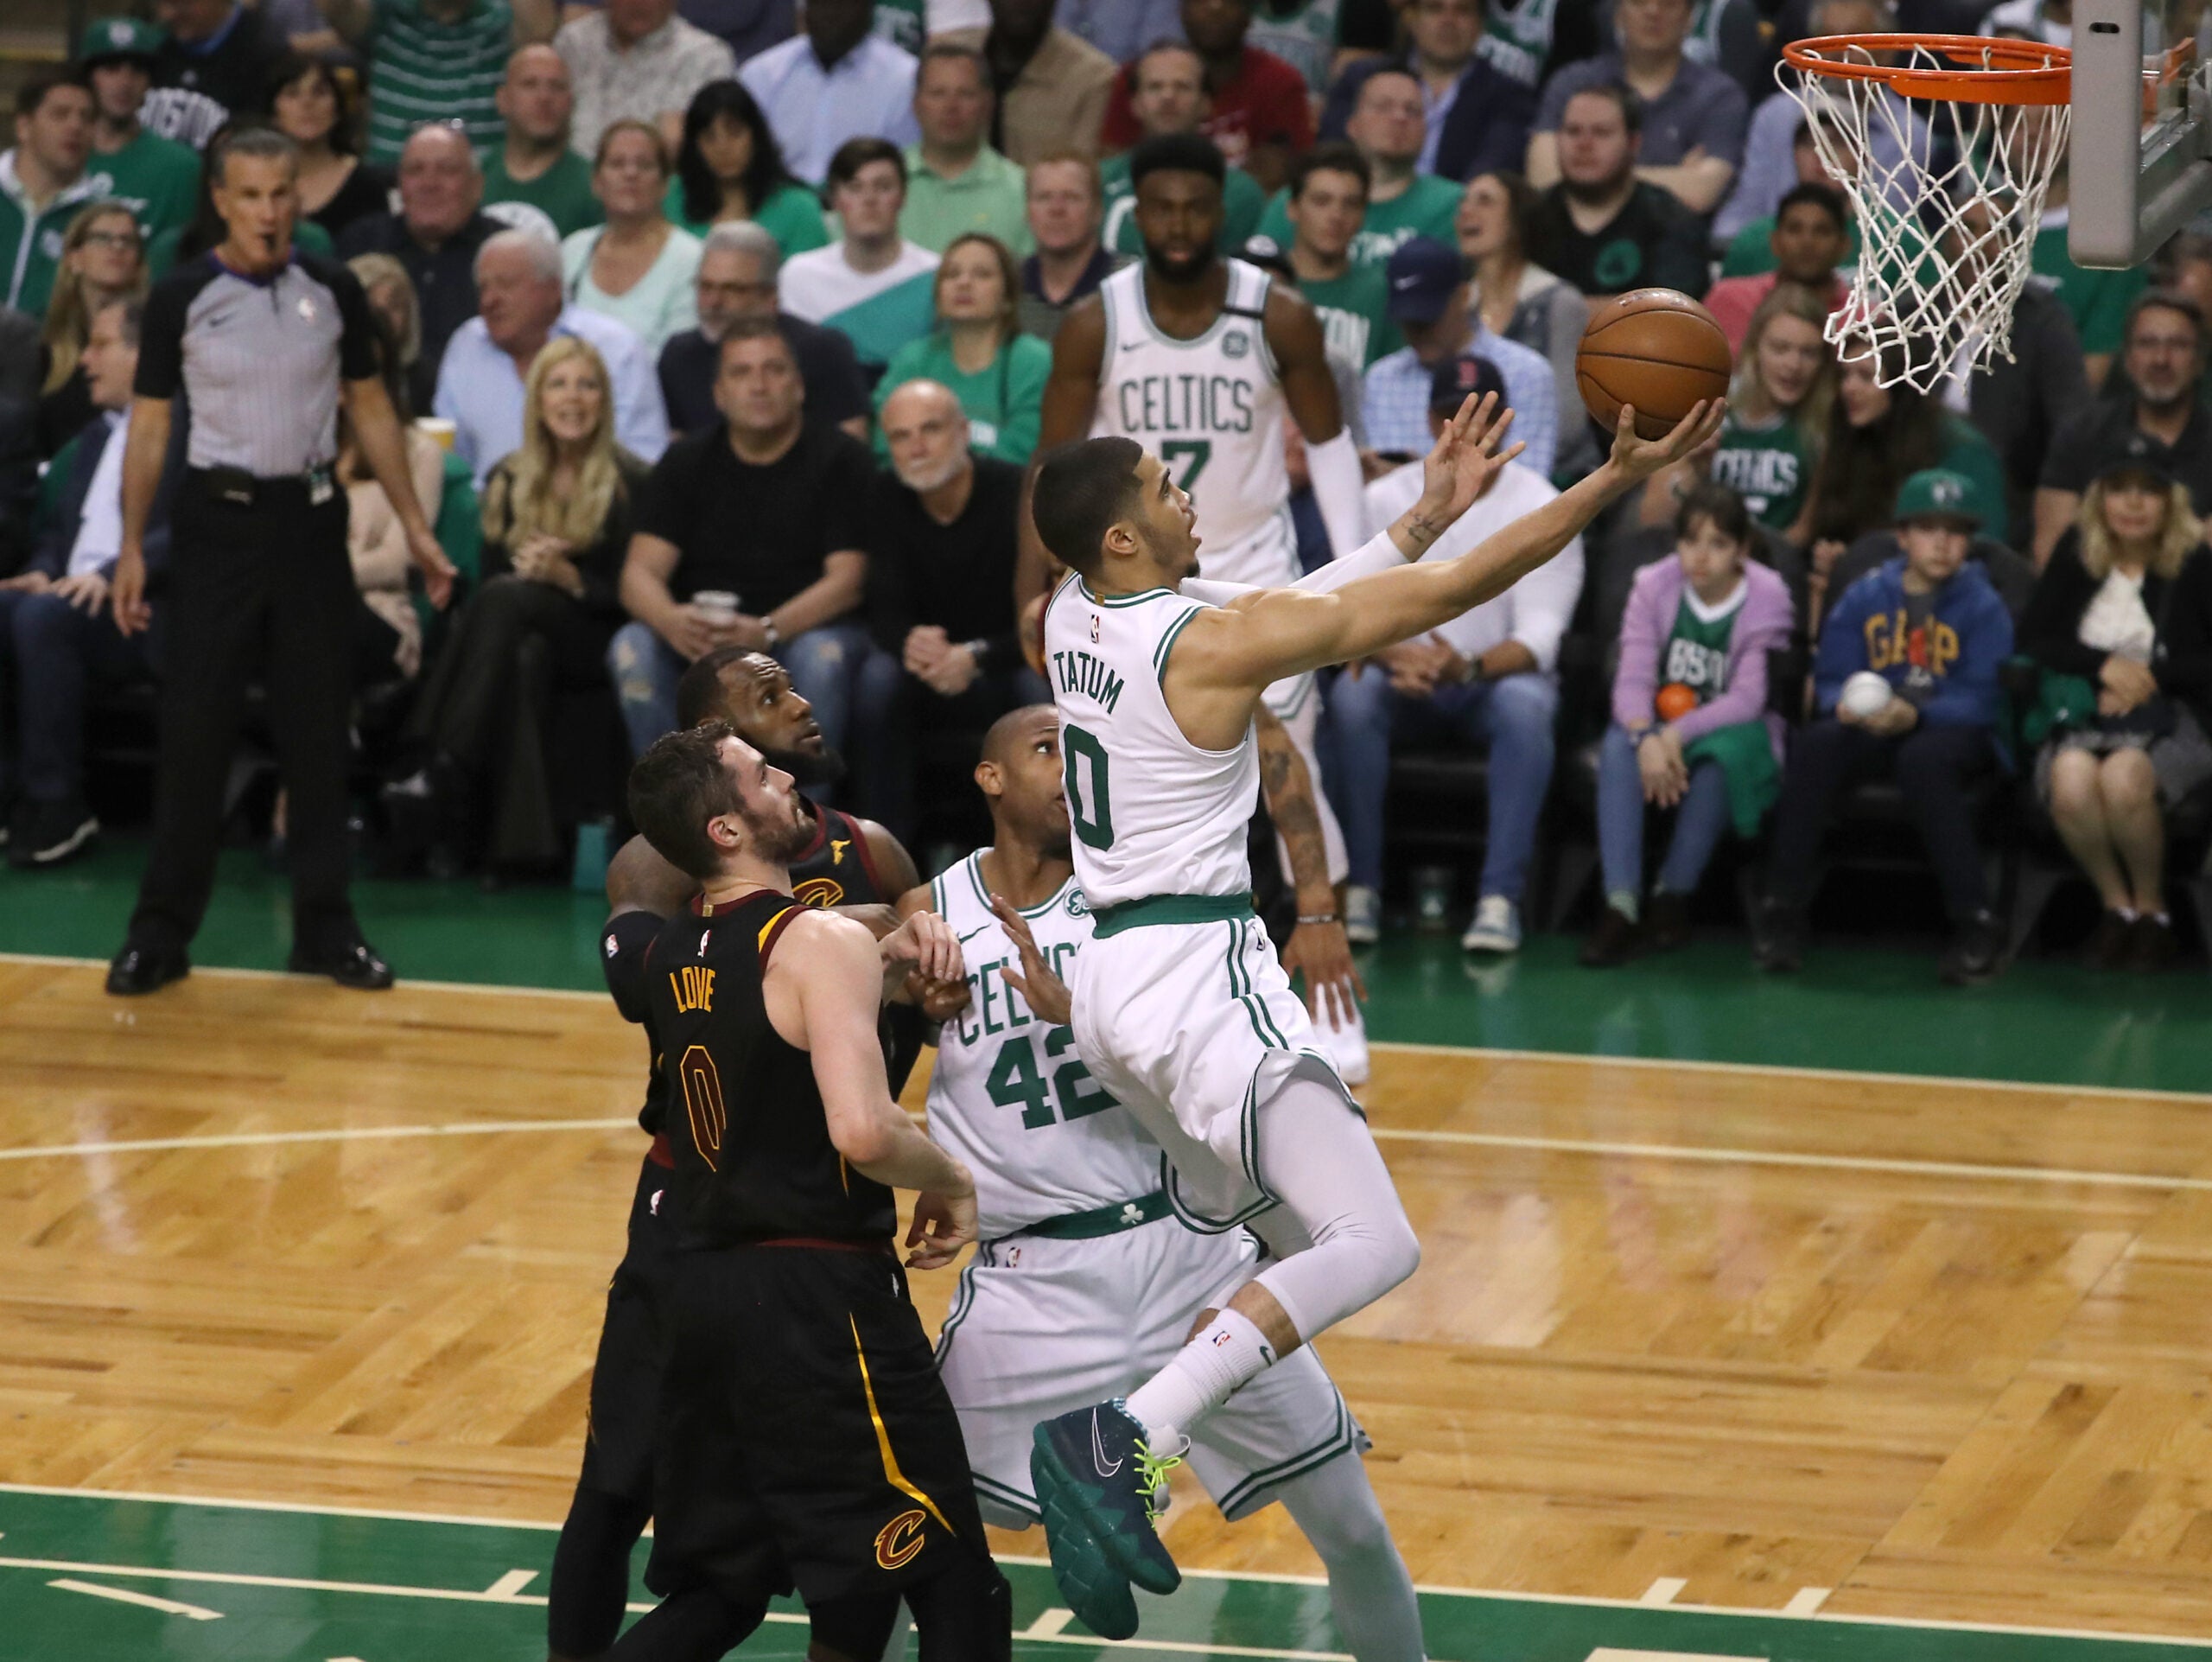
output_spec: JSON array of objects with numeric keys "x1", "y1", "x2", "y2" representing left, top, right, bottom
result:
[
  {"x1": 874, "y1": 1507, "x2": 928, "y2": 1570},
  {"x1": 793, "y1": 876, "x2": 845, "y2": 909}
]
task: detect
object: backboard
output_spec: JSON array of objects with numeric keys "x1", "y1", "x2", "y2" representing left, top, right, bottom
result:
[{"x1": 2069, "y1": 0, "x2": 2212, "y2": 265}]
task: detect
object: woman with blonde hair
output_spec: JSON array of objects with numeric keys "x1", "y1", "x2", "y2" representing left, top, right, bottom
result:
[
  {"x1": 1637, "y1": 282, "x2": 1836, "y2": 537},
  {"x1": 2022, "y1": 457, "x2": 2212, "y2": 969},
  {"x1": 872, "y1": 232, "x2": 1050, "y2": 464},
  {"x1": 38, "y1": 201, "x2": 145, "y2": 455},
  {"x1": 385, "y1": 336, "x2": 652, "y2": 876},
  {"x1": 562, "y1": 120, "x2": 702, "y2": 353}
]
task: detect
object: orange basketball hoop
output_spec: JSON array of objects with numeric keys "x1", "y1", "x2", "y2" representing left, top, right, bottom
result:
[{"x1": 1778, "y1": 33, "x2": 2074, "y2": 391}]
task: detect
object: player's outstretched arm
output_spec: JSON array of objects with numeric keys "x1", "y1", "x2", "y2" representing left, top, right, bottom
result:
[
  {"x1": 1178, "y1": 401, "x2": 1724, "y2": 699},
  {"x1": 771, "y1": 909, "x2": 976, "y2": 1266}
]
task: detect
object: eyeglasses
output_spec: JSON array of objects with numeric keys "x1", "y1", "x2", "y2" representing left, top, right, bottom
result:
[{"x1": 83, "y1": 229, "x2": 140, "y2": 250}]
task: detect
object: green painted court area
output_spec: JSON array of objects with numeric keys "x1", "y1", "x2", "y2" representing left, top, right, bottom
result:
[
  {"x1": 0, "y1": 1486, "x2": 2201, "y2": 1662},
  {"x1": 5, "y1": 837, "x2": 2212, "y2": 1094}
]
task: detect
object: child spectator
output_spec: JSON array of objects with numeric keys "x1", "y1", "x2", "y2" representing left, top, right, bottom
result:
[
  {"x1": 2021, "y1": 459, "x2": 2212, "y2": 970},
  {"x1": 1585, "y1": 482, "x2": 1793, "y2": 965},
  {"x1": 1754, "y1": 468, "x2": 2015, "y2": 984}
]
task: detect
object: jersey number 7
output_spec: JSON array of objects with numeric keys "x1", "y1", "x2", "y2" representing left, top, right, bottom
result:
[{"x1": 1161, "y1": 439, "x2": 1211, "y2": 492}]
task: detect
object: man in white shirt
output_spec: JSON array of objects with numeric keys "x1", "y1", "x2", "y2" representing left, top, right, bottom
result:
[
  {"x1": 739, "y1": 0, "x2": 920, "y2": 186},
  {"x1": 1325, "y1": 354, "x2": 1583, "y2": 953},
  {"x1": 777, "y1": 138, "x2": 941, "y2": 388},
  {"x1": 553, "y1": 0, "x2": 735, "y2": 159},
  {"x1": 433, "y1": 228, "x2": 670, "y2": 485},
  {"x1": 0, "y1": 297, "x2": 163, "y2": 867}
]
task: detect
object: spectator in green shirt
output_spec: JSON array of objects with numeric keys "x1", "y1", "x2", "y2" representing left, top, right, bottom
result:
[
  {"x1": 1279, "y1": 141, "x2": 1399, "y2": 369},
  {"x1": 77, "y1": 18, "x2": 202, "y2": 249},
  {"x1": 1257, "y1": 65, "x2": 1461, "y2": 267},
  {"x1": 873, "y1": 232, "x2": 1049, "y2": 464},
  {"x1": 311, "y1": 0, "x2": 556, "y2": 167},
  {"x1": 664, "y1": 79, "x2": 827, "y2": 257},
  {"x1": 900, "y1": 41, "x2": 1032, "y2": 258},
  {"x1": 484, "y1": 44, "x2": 603, "y2": 239}
]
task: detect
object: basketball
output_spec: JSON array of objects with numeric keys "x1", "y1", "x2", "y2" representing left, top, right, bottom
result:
[
  {"x1": 1575, "y1": 290, "x2": 1734, "y2": 440},
  {"x1": 1655, "y1": 683, "x2": 1699, "y2": 722}
]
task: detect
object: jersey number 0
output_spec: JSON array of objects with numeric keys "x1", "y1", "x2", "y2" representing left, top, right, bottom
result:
[{"x1": 1063, "y1": 724, "x2": 1114, "y2": 850}]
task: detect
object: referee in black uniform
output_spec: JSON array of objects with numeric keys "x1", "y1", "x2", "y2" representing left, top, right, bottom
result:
[
  {"x1": 614, "y1": 722, "x2": 1011, "y2": 1662},
  {"x1": 105, "y1": 125, "x2": 455, "y2": 996}
]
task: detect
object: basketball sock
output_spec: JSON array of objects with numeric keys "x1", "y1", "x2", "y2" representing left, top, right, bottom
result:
[
  {"x1": 1249, "y1": 1074, "x2": 1421, "y2": 1343},
  {"x1": 1125, "y1": 1309, "x2": 1275, "y2": 1446},
  {"x1": 1607, "y1": 888, "x2": 1641, "y2": 922},
  {"x1": 1278, "y1": 1458, "x2": 1427, "y2": 1662}
]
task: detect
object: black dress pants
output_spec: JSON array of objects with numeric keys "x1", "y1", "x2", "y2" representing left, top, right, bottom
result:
[
  {"x1": 1765, "y1": 717, "x2": 1998, "y2": 923},
  {"x1": 128, "y1": 473, "x2": 358, "y2": 955}
]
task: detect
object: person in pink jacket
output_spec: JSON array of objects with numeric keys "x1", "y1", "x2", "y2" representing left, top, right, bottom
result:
[{"x1": 1584, "y1": 481, "x2": 1795, "y2": 965}]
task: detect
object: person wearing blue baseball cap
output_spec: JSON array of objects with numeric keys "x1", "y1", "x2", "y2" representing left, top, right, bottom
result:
[
  {"x1": 1360, "y1": 232, "x2": 1557, "y2": 472},
  {"x1": 1753, "y1": 467, "x2": 2016, "y2": 985}
]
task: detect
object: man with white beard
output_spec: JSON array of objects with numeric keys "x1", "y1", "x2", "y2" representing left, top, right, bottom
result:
[{"x1": 852, "y1": 379, "x2": 1047, "y2": 842}]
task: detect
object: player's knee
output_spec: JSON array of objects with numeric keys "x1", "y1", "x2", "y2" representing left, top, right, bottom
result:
[{"x1": 1366, "y1": 1207, "x2": 1421, "y2": 1294}]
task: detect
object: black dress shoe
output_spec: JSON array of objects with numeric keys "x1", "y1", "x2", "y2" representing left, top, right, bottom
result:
[
  {"x1": 289, "y1": 939, "x2": 395, "y2": 990},
  {"x1": 106, "y1": 944, "x2": 189, "y2": 996}
]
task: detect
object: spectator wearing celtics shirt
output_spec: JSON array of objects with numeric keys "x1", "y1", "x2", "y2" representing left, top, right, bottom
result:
[
  {"x1": 1525, "y1": 84, "x2": 1707, "y2": 302},
  {"x1": 76, "y1": 20, "x2": 201, "y2": 250},
  {"x1": 1584, "y1": 481, "x2": 1793, "y2": 966},
  {"x1": 1255, "y1": 68, "x2": 1485, "y2": 271},
  {"x1": 1277, "y1": 144, "x2": 1398, "y2": 371},
  {"x1": 1641, "y1": 281, "x2": 1834, "y2": 541}
]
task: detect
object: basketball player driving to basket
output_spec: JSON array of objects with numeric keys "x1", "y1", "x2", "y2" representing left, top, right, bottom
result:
[
  {"x1": 1024, "y1": 387, "x2": 1725, "y2": 1622},
  {"x1": 1022, "y1": 131, "x2": 1378, "y2": 1078}
]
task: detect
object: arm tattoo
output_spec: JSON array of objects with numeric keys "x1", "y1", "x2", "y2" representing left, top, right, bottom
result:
[{"x1": 1255, "y1": 712, "x2": 1333, "y2": 907}]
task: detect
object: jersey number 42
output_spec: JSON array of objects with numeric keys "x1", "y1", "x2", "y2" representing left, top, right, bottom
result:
[{"x1": 988, "y1": 1026, "x2": 1113, "y2": 1129}]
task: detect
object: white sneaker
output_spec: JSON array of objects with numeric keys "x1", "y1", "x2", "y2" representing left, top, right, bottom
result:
[
  {"x1": 1314, "y1": 997, "x2": 1370, "y2": 1086},
  {"x1": 1344, "y1": 884, "x2": 1381, "y2": 945},
  {"x1": 1459, "y1": 895, "x2": 1522, "y2": 954}
]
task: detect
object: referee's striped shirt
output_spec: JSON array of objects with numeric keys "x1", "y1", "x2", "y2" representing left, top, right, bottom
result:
[
  {"x1": 136, "y1": 252, "x2": 382, "y2": 477},
  {"x1": 361, "y1": 0, "x2": 514, "y2": 166}
]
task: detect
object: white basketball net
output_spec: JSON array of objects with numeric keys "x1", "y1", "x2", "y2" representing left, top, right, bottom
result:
[{"x1": 1784, "y1": 42, "x2": 2072, "y2": 392}]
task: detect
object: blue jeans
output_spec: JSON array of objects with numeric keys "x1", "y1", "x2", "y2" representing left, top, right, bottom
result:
[
  {"x1": 0, "y1": 586, "x2": 157, "y2": 806},
  {"x1": 1596, "y1": 723, "x2": 1734, "y2": 901},
  {"x1": 606, "y1": 618, "x2": 868, "y2": 772},
  {"x1": 1323, "y1": 668, "x2": 1558, "y2": 900}
]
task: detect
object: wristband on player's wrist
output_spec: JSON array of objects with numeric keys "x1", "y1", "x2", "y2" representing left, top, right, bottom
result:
[{"x1": 1296, "y1": 912, "x2": 1339, "y2": 927}]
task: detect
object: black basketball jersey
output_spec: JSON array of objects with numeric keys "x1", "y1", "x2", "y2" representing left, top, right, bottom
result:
[
  {"x1": 624, "y1": 799, "x2": 905, "y2": 1138},
  {"x1": 644, "y1": 889, "x2": 897, "y2": 1249}
]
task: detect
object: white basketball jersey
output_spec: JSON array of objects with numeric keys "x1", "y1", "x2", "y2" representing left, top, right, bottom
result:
[
  {"x1": 1042, "y1": 573, "x2": 1259, "y2": 908},
  {"x1": 923, "y1": 853, "x2": 1160, "y2": 1237},
  {"x1": 1093, "y1": 258, "x2": 1292, "y2": 584}
]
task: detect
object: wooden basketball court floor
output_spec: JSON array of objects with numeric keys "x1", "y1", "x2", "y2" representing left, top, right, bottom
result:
[{"x1": 5, "y1": 950, "x2": 2212, "y2": 1659}]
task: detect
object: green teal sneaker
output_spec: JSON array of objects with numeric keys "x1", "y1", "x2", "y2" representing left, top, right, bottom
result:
[
  {"x1": 1030, "y1": 1402, "x2": 1183, "y2": 1597},
  {"x1": 1034, "y1": 1476, "x2": 1140, "y2": 1639}
]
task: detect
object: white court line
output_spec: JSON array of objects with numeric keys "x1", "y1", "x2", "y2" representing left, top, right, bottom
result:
[
  {"x1": 483, "y1": 1568, "x2": 536, "y2": 1599},
  {"x1": 1640, "y1": 1577, "x2": 1688, "y2": 1605},
  {"x1": 4, "y1": 1112, "x2": 2208, "y2": 1195},
  {"x1": 1364, "y1": 1126, "x2": 2212, "y2": 1192},
  {"x1": 1784, "y1": 1588, "x2": 1832, "y2": 1615},
  {"x1": 10, "y1": 951, "x2": 2211, "y2": 1106},
  {"x1": 1, "y1": 1498, "x2": 2209, "y2": 1652},
  {"x1": 49, "y1": 1576, "x2": 222, "y2": 1619}
]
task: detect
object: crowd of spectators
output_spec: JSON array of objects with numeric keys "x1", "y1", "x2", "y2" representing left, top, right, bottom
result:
[{"x1": 5, "y1": 0, "x2": 2212, "y2": 988}]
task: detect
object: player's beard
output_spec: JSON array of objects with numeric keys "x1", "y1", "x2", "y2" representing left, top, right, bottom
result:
[
  {"x1": 741, "y1": 796, "x2": 817, "y2": 865},
  {"x1": 1143, "y1": 241, "x2": 1213, "y2": 285}
]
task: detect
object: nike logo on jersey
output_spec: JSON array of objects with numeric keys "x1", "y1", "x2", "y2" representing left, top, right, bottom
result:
[
  {"x1": 1091, "y1": 1409, "x2": 1123, "y2": 1477},
  {"x1": 956, "y1": 925, "x2": 993, "y2": 945}
]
